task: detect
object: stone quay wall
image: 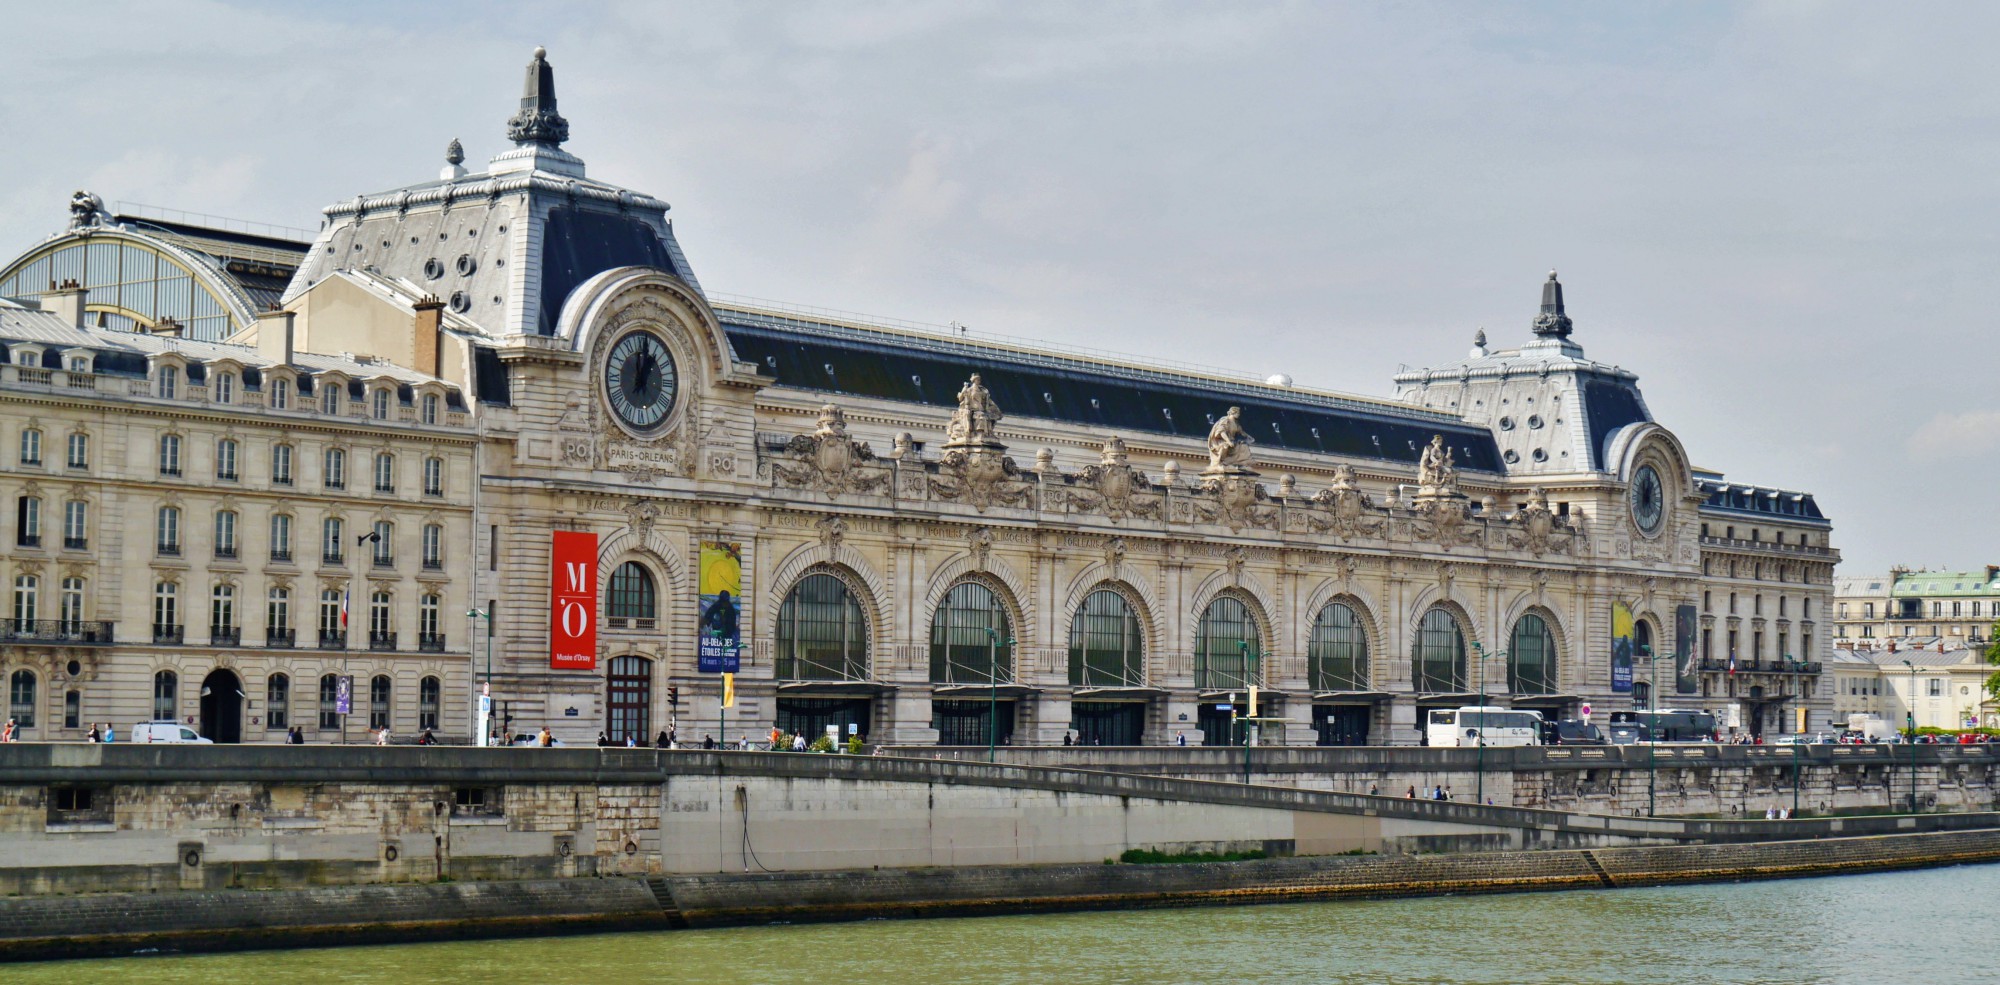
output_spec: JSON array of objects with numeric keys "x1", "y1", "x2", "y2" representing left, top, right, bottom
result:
[
  {"x1": 890, "y1": 743, "x2": 2000, "y2": 816},
  {"x1": 3, "y1": 829, "x2": 1997, "y2": 962}
]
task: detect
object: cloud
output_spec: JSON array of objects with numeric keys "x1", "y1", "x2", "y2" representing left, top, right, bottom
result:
[{"x1": 1909, "y1": 410, "x2": 2000, "y2": 462}]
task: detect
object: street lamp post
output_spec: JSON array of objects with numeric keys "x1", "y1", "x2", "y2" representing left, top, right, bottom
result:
[
  {"x1": 467, "y1": 607, "x2": 492, "y2": 745},
  {"x1": 1237, "y1": 640, "x2": 1255, "y2": 784},
  {"x1": 1640, "y1": 643, "x2": 1664, "y2": 817},
  {"x1": 1468, "y1": 642, "x2": 1505, "y2": 807},
  {"x1": 1902, "y1": 658, "x2": 1919, "y2": 813},
  {"x1": 984, "y1": 628, "x2": 1016, "y2": 764}
]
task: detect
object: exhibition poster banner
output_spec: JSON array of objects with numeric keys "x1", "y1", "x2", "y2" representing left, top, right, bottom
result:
[
  {"x1": 698, "y1": 540, "x2": 742, "y2": 673},
  {"x1": 1610, "y1": 601, "x2": 1634, "y2": 693},
  {"x1": 550, "y1": 530, "x2": 599, "y2": 670},
  {"x1": 1674, "y1": 603, "x2": 1699, "y2": 694}
]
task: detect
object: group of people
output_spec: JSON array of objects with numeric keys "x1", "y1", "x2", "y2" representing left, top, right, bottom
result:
[{"x1": 1405, "y1": 784, "x2": 1455, "y2": 801}]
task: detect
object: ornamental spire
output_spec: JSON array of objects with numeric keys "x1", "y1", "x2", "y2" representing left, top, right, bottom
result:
[
  {"x1": 505, "y1": 46, "x2": 570, "y2": 147},
  {"x1": 1531, "y1": 269, "x2": 1573, "y2": 339}
]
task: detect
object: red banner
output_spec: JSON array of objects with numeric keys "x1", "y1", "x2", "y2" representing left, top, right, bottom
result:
[{"x1": 549, "y1": 530, "x2": 598, "y2": 670}]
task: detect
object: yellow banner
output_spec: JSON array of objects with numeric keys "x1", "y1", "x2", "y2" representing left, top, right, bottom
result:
[{"x1": 722, "y1": 672, "x2": 736, "y2": 709}]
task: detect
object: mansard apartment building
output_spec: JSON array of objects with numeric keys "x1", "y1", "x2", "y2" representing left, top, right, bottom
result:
[{"x1": 0, "y1": 49, "x2": 1837, "y2": 745}]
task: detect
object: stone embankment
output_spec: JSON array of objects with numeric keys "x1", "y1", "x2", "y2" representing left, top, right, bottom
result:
[{"x1": 2, "y1": 829, "x2": 1996, "y2": 961}]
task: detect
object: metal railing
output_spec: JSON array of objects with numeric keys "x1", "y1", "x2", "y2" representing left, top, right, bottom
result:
[
  {"x1": 210, "y1": 627, "x2": 240, "y2": 646},
  {"x1": 318, "y1": 630, "x2": 347, "y2": 650},
  {"x1": 368, "y1": 631, "x2": 398, "y2": 651},
  {"x1": 418, "y1": 632, "x2": 447, "y2": 653},
  {"x1": 152, "y1": 625, "x2": 184, "y2": 645},
  {"x1": 265, "y1": 628, "x2": 296, "y2": 648},
  {"x1": 0, "y1": 620, "x2": 114, "y2": 645}
]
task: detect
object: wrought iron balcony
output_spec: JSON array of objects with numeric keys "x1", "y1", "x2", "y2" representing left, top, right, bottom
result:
[
  {"x1": 318, "y1": 630, "x2": 347, "y2": 650},
  {"x1": 269, "y1": 549, "x2": 293, "y2": 564},
  {"x1": 152, "y1": 624, "x2": 184, "y2": 645},
  {"x1": 210, "y1": 627, "x2": 240, "y2": 647},
  {"x1": 157, "y1": 543, "x2": 181, "y2": 558},
  {"x1": 373, "y1": 555, "x2": 395, "y2": 569},
  {"x1": 62, "y1": 536, "x2": 86, "y2": 551},
  {"x1": 322, "y1": 550, "x2": 343, "y2": 565},
  {"x1": 0, "y1": 620, "x2": 114, "y2": 645},
  {"x1": 214, "y1": 546, "x2": 238, "y2": 561},
  {"x1": 265, "y1": 628, "x2": 296, "y2": 648},
  {"x1": 422, "y1": 559, "x2": 443, "y2": 572},
  {"x1": 369, "y1": 631, "x2": 398, "y2": 651},
  {"x1": 217, "y1": 469, "x2": 238, "y2": 482},
  {"x1": 15, "y1": 533, "x2": 40, "y2": 549},
  {"x1": 417, "y1": 632, "x2": 447, "y2": 653}
]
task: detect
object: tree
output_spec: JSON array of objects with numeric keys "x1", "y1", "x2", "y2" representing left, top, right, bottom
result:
[{"x1": 1985, "y1": 622, "x2": 2000, "y2": 709}]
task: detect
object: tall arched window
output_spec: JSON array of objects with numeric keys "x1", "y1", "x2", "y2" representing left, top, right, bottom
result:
[
  {"x1": 1308, "y1": 602, "x2": 1369, "y2": 691},
  {"x1": 317, "y1": 674, "x2": 339, "y2": 729},
  {"x1": 1069, "y1": 589, "x2": 1144, "y2": 686},
  {"x1": 9, "y1": 669, "x2": 35, "y2": 727},
  {"x1": 153, "y1": 670, "x2": 178, "y2": 722},
  {"x1": 1412, "y1": 607, "x2": 1467, "y2": 692},
  {"x1": 266, "y1": 673, "x2": 289, "y2": 731},
  {"x1": 1194, "y1": 596, "x2": 1261, "y2": 689},
  {"x1": 419, "y1": 675, "x2": 441, "y2": 731},
  {"x1": 775, "y1": 572, "x2": 867, "y2": 681},
  {"x1": 929, "y1": 582, "x2": 1013, "y2": 684},
  {"x1": 1509, "y1": 613, "x2": 1556, "y2": 694},
  {"x1": 369, "y1": 675, "x2": 391, "y2": 730},
  {"x1": 607, "y1": 656, "x2": 651, "y2": 743},
  {"x1": 607, "y1": 561, "x2": 657, "y2": 628}
]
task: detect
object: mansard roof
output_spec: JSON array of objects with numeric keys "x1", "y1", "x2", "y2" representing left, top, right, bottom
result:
[
  {"x1": 717, "y1": 303, "x2": 1505, "y2": 474},
  {"x1": 1692, "y1": 470, "x2": 1828, "y2": 525}
]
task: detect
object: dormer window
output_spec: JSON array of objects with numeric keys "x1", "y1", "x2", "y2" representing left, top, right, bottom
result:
[
  {"x1": 322, "y1": 384, "x2": 341, "y2": 415},
  {"x1": 421, "y1": 393, "x2": 439, "y2": 425},
  {"x1": 214, "y1": 372, "x2": 235, "y2": 404},
  {"x1": 370, "y1": 388, "x2": 390, "y2": 420},
  {"x1": 66, "y1": 355, "x2": 90, "y2": 374},
  {"x1": 157, "y1": 365, "x2": 179, "y2": 400},
  {"x1": 270, "y1": 376, "x2": 291, "y2": 410}
]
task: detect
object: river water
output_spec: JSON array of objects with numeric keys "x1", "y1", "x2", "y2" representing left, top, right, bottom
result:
[{"x1": 15, "y1": 863, "x2": 1996, "y2": 984}]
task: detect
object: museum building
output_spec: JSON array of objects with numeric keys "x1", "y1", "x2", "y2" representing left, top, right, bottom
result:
[{"x1": 0, "y1": 49, "x2": 1837, "y2": 745}]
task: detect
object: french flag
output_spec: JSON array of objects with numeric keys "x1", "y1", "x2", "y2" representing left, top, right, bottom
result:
[
  {"x1": 340, "y1": 588, "x2": 350, "y2": 628},
  {"x1": 1727, "y1": 652, "x2": 1737, "y2": 675}
]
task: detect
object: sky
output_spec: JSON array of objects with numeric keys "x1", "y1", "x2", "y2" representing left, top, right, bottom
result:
[{"x1": 0, "y1": 0, "x2": 1994, "y2": 575}]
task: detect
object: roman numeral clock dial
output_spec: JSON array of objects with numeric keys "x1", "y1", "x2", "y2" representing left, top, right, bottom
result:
[{"x1": 604, "y1": 331, "x2": 678, "y2": 432}]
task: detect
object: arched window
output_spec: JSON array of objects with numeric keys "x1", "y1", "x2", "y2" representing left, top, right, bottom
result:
[
  {"x1": 1412, "y1": 607, "x2": 1467, "y2": 692},
  {"x1": 1509, "y1": 613, "x2": 1556, "y2": 694},
  {"x1": 317, "y1": 674, "x2": 340, "y2": 730},
  {"x1": 266, "y1": 673, "x2": 289, "y2": 731},
  {"x1": 371, "y1": 388, "x2": 390, "y2": 420},
  {"x1": 214, "y1": 372, "x2": 235, "y2": 404},
  {"x1": 369, "y1": 675, "x2": 391, "y2": 730},
  {"x1": 8, "y1": 669, "x2": 35, "y2": 728},
  {"x1": 1069, "y1": 589, "x2": 1144, "y2": 687},
  {"x1": 19, "y1": 427, "x2": 41, "y2": 466},
  {"x1": 1194, "y1": 595, "x2": 1261, "y2": 689},
  {"x1": 321, "y1": 384, "x2": 340, "y2": 416},
  {"x1": 419, "y1": 676, "x2": 441, "y2": 731},
  {"x1": 157, "y1": 364, "x2": 179, "y2": 400},
  {"x1": 270, "y1": 376, "x2": 290, "y2": 410},
  {"x1": 607, "y1": 562, "x2": 657, "y2": 628},
  {"x1": 929, "y1": 582, "x2": 1013, "y2": 683},
  {"x1": 1308, "y1": 602, "x2": 1369, "y2": 691},
  {"x1": 607, "y1": 656, "x2": 651, "y2": 743},
  {"x1": 153, "y1": 670, "x2": 178, "y2": 722},
  {"x1": 775, "y1": 572, "x2": 868, "y2": 681},
  {"x1": 421, "y1": 393, "x2": 440, "y2": 425}
]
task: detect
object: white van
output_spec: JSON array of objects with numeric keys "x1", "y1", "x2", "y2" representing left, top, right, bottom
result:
[{"x1": 131, "y1": 721, "x2": 212, "y2": 744}]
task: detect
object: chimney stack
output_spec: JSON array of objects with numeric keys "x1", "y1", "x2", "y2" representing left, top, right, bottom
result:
[
  {"x1": 148, "y1": 316, "x2": 184, "y2": 339},
  {"x1": 42, "y1": 279, "x2": 87, "y2": 328},
  {"x1": 256, "y1": 309, "x2": 296, "y2": 365},
  {"x1": 413, "y1": 294, "x2": 445, "y2": 377}
]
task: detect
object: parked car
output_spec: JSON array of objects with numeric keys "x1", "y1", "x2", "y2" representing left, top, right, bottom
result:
[
  {"x1": 131, "y1": 721, "x2": 211, "y2": 744},
  {"x1": 1544, "y1": 719, "x2": 1608, "y2": 745},
  {"x1": 508, "y1": 733, "x2": 563, "y2": 747}
]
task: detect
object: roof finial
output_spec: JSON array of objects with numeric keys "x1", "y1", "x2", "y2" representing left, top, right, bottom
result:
[
  {"x1": 1531, "y1": 269, "x2": 1573, "y2": 339},
  {"x1": 445, "y1": 138, "x2": 464, "y2": 166},
  {"x1": 505, "y1": 46, "x2": 569, "y2": 147}
]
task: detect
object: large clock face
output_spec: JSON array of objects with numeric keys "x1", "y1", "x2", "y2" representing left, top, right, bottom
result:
[
  {"x1": 604, "y1": 331, "x2": 677, "y2": 432},
  {"x1": 1631, "y1": 464, "x2": 1666, "y2": 536}
]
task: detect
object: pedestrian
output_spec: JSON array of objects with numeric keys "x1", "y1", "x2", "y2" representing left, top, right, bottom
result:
[
  {"x1": 768, "y1": 725, "x2": 783, "y2": 750},
  {"x1": 1368, "y1": 782, "x2": 1379, "y2": 796},
  {"x1": 1062, "y1": 732, "x2": 1072, "y2": 746},
  {"x1": 1433, "y1": 785, "x2": 1444, "y2": 801},
  {"x1": 87, "y1": 723, "x2": 101, "y2": 743},
  {"x1": 418, "y1": 729, "x2": 436, "y2": 746},
  {"x1": 1175, "y1": 732, "x2": 1188, "y2": 746},
  {"x1": 738, "y1": 735, "x2": 751, "y2": 751},
  {"x1": 537, "y1": 726, "x2": 552, "y2": 747},
  {"x1": 792, "y1": 732, "x2": 807, "y2": 752},
  {"x1": 288, "y1": 725, "x2": 305, "y2": 745},
  {"x1": 667, "y1": 725, "x2": 679, "y2": 748},
  {"x1": 1406, "y1": 785, "x2": 1416, "y2": 799},
  {"x1": 2, "y1": 718, "x2": 15, "y2": 742},
  {"x1": 375, "y1": 726, "x2": 392, "y2": 746},
  {"x1": 102, "y1": 723, "x2": 114, "y2": 743},
  {"x1": 625, "y1": 734, "x2": 637, "y2": 748},
  {"x1": 1444, "y1": 785, "x2": 1453, "y2": 801},
  {"x1": 596, "y1": 730, "x2": 611, "y2": 747},
  {"x1": 702, "y1": 734, "x2": 716, "y2": 750},
  {"x1": 654, "y1": 729, "x2": 669, "y2": 748}
]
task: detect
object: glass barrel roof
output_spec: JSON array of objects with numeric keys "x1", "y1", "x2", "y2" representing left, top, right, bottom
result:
[{"x1": 0, "y1": 234, "x2": 238, "y2": 340}]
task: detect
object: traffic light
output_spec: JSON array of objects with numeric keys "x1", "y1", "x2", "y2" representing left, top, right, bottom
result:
[{"x1": 668, "y1": 685, "x2": 680, "y2": 707}]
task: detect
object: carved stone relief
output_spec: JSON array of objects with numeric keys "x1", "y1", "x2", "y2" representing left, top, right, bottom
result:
[{"x1": 770, "y1": 403, "x2": 889, "y2": 498}]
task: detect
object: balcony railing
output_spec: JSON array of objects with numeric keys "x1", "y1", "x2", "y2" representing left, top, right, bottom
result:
[
  {"x1": 273, "y1": 474, "x2": 293, "y2": 487},
  {"x1": 322, "y1": 551, "x2": 343, "y2": 565},
  {"x1": 0, "y1": 620, "x2": 114, "y2": 645},
  {"x1": 422, "y1": 559, "x2": 443, "y2": 572},
  {"x1": 152, "y1": 624, "x2": 184, "y2": 645},
  {"x1": 417, "y1": 632, "x2": 446, "y2": 653},
  {"x1": 1698, "y1": 657, "x2": 1824, "y2": 675},
  {"x1": 217, "y1": 470, "x2": 238, "y2": 482},
  {"x1": 265, "y1": 628, "x2": 296, "y2": 648},
  {"x1": 369, "y1": 631, "x2": 398, "y2": 651},
  {"x1": 157, "y1": 543, "x2": 181, "y2": 558},
  {"x1": 62, "y1": 536, "x2": 86, "y2": 551},
  {"x1": 318, "y1": 630, "x2": 347, "y2": 650},
  {"x1": 214, "y1": 546, "x2": 238, "y2": 561},
  {"x1": 269, "y1": 549, "x2": 293, "y2": 564},
  {"x1": 210, "y1": 627, "x2": 240, "y2": 647},
  {"x1": 373, "y1": 555, "x2": 395, "y2": 569},
  {"x1": 15, "y1": 533, "x2": 40, "y2": 549}
]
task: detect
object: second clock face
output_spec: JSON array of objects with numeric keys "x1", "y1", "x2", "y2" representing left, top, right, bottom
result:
[
  {"x1": 1631, "y1": 464, "x2": 1665, "y2": 535},
  {"x1": 604, "y1": 331, "x2": 677, "y2": 432}
]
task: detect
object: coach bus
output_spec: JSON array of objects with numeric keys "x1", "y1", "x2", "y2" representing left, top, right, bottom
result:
[{"x1": 1425, "y1": 706, "x2": 1545, "y2": 748}]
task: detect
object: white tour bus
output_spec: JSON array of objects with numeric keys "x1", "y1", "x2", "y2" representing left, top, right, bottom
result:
[{"x1": 1425, "y1": 706, "x2": 1545, "y2": 748}]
